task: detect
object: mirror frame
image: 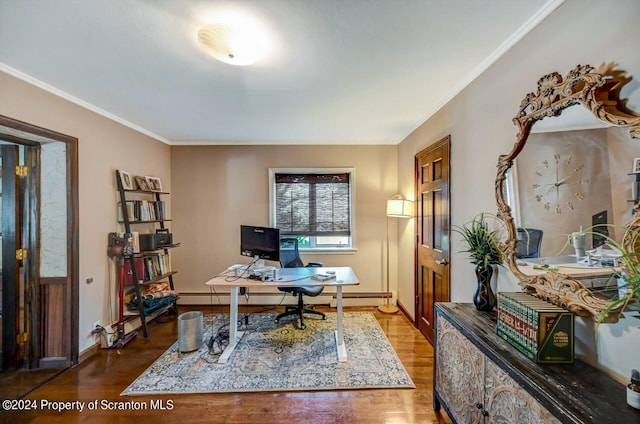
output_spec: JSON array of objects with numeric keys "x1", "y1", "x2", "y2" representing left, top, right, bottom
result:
[{"x1": 496, "y1": 63, "x2": 640, "y2": 321}]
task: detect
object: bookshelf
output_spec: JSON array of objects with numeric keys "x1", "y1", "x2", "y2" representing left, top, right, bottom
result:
[{"x1": 114, "y1": 170, "x2": 178, "y2": 339}]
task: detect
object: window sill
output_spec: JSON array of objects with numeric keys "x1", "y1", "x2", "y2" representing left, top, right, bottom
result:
[{"x1": 298, "y1": 248, "x2": 358, "y2": 255}]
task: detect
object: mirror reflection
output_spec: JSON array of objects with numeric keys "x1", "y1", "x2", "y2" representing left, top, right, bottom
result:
[
  {"x1": 497, "y1": 64, "x2": 640, "y2": 320},
  {"x1": 507, "y1": 110, "x2": 640, "y2": 293},
  {"x1": 512, "y1": 113, "x2": 637, "y2": 258}
]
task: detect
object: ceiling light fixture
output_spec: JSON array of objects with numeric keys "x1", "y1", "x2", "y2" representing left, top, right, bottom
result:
[{"x1": 197, "y1": 23, "x2": 266, "y2": 66}]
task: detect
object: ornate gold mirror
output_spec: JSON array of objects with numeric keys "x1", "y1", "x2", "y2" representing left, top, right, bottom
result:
[{"x1": 496, "y1": 63, "x2": 640, "y2": 321}]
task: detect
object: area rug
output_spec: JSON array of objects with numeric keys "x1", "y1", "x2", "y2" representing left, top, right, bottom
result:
[{"x1": 121, "y1": 311, "x2": 414, "y2": 395}]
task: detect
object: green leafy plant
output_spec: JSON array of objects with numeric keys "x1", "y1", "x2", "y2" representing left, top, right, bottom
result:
[
  {"x1": 453, "y1": 213, "x2": 505, "y2": 267},
  {"x1": 560, "y1": 224, "x2": 640, "y2": 324}
]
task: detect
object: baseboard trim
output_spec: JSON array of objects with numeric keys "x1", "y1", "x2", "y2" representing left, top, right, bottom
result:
[
  {"x1": 78, "y1": 341, "x2": 101, "y2": 363},
  {"x1": 38, "y1": 357, "x2": 68, "y2": 369},
  {"x1": 397, "y1": 302, "x2": 415, "y2": 328}
]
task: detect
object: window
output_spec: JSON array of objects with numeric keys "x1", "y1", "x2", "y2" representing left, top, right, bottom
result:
[
  {"x1": 270, "y1": 168, "x2": 354, "y2": 250},
  {"x1": 503, "y1": 165, "x2": 520, "y2": 226}
]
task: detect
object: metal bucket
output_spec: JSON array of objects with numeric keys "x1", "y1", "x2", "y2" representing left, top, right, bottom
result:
[{"x1": 177, "y1": 311, "x2": 203, "y2": 352}]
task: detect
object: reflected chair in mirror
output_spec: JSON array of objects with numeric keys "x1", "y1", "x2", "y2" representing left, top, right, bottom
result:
[
  {"x1": 516, "y1": 228, "x2": 543, "y2": 259},
  {"x1": 276, "y1": 238, "x2": 326, "y2": 329}
]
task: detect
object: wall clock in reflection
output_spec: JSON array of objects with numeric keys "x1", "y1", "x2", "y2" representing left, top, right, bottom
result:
[{"x1": 532, "y1": 154, "x2": 589, "y2": 213}]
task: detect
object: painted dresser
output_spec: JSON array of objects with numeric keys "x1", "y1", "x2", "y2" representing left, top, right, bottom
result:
[{"x1": 434, "y1": 303, "x2": 639, "y2": 423}]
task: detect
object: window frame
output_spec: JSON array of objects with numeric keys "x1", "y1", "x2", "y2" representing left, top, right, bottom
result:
[{"x1": 269, "y1": 167, "x2": 356, "y2": 253}]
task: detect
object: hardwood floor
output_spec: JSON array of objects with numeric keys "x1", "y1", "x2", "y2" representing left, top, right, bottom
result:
[
  {"x1": 3, "y1": 306, "x2": 451, "y2": 424},
  {"x1": 0, "y1": 367, "x2": 64, "y2": 402}
]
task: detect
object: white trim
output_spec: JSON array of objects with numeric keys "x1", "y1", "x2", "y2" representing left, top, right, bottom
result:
[
  {"x1": 0, "y1": 62, "x2": 171, "y2": 145},
  {"x1": 299, "y1": 248, "x2": 358, "y2": 254},
  {"x1": 171, "y1": 140, "x2": 395, "y2": 146}
]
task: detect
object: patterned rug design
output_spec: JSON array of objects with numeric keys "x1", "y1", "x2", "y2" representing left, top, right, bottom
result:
[{"x1": 122, "y1": 312, "x2": 414, "y2": 395}]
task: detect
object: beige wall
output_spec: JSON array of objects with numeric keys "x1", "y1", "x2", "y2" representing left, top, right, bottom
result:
[
  {"x1": 397, "y1": 0, "x2": 640, "y2": 382},
  {"x1": 0, "y1": 71, "x2": 171, "y2": 354},
  {"x1": 518, "y1": 129, "x2": 614, "y2": 256},
  {"x1": 170, "y1": 145, "x2": 398, "y2": 304},
  {"x1": 607, "y1": 127, "x2": 640, "y2": 231}
]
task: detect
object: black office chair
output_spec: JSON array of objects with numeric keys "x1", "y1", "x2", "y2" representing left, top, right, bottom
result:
[
  {"x1": 276, "y1": 238, "x2": 326, "y2": 329},
  {"x1": 516, "y1": 228, "x2": 544, "y2": 258}
]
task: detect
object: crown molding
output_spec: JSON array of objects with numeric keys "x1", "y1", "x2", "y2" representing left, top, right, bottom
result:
[
  {"x1": 401, "y1": 0, "x2": 566, "y2": 144},
  {"x1": 0, "y1": 62, "x2": 170, "y2": 145}
]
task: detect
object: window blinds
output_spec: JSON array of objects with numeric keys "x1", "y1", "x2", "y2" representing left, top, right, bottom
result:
[{"x1": 274, "y1": 173, "x2": 351, "y2": 236}]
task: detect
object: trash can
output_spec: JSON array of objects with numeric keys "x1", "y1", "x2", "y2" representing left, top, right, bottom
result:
[{"x1": 178, "y1": 311, "x2": 203, "y2": 353}]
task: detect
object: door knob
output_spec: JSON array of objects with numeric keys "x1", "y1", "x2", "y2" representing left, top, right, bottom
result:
[{"x1": 435, "y1": 258, "x2": 449, "y2": 266}]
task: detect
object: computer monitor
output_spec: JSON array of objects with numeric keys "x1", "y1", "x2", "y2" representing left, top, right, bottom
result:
[
  {"x1": 240, "y1": 225, "x2": 280, "y2": 262},
  {"x1": 591, "y1": 210, "x2": 609, "y2": 248}
]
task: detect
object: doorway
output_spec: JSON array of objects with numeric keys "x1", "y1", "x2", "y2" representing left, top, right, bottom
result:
[
  {"x1": 415, "y1": 136, "x2": 451, "y2": 344},
  {"x1": 0, "y1": 115, "x2": 78, "y2": 399}
]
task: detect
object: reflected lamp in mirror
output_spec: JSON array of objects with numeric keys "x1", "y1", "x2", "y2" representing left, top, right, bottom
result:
[{"x1": 387, "y1": 195, "x2": 414, "y2": 218}]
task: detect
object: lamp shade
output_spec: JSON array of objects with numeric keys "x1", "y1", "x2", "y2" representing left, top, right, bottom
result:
[{"x1": 386, "y1": 197, "x2": 413, "y2": 218}]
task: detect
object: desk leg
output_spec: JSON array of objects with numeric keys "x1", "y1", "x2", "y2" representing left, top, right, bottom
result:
[
  {"x1": 334, "y1": 285, "x2": 348, "y2": 362},
  {"x1": 218, "y1": 286, "x2": 245, "y2": 364}
]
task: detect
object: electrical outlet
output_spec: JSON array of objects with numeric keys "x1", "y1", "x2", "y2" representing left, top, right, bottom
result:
[
  {"x1": 100, "y1": 333, "x2": 114, "y2": 349},
  {"x1": 91, "y1": 320, "x2": 104, "y2": 337}
]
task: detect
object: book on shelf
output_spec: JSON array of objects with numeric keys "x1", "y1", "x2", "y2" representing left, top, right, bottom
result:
[
  {"x1": 143, "y1": 253, "x2": 171, "y2": 280},
  {"x1": 120, "y1": 253, "x2": 171, "y2": 285},
  {"x1": 496, "y1": 292, "x2": 574, "y2": 364},
  {"x1": 117, "y1": 201, "x2": 137, "y2": 222},
  {"x1": 118, "y1": 231, "x2": 140, "y2": 254},
  {"x1": 121, "y1": 257, "x2": 144, "y2": 286},
  {"x1": 118, "y1": 200, "x2": 167, "y2": 222}
]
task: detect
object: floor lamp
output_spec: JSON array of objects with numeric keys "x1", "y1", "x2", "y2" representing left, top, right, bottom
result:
[{"x1": 379, "y1": 195, "x2": 414, "y2": 314}]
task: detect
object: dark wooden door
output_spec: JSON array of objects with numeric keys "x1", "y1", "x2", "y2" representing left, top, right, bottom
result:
[
  {"x1": 0, "y1": 115, "x2": 78, "y2": 400},
  {"x1": 415, "y1": 136, "x2": 451, "y2": 344},
  {"x1": 1, "y1": 145, "x2": 21, "y2": 370}
]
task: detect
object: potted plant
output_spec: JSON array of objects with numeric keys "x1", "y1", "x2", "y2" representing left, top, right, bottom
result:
[
  {"x1": 453, "y1": 213, "x2": 505, "y2": 311},
  {"x1": 568, "y1": 224, "x2": 640, "y2": 325}
]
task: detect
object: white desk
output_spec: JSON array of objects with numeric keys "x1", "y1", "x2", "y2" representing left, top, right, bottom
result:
[
  {"x1": 204, "y1": 266, "x2": 359, "y2": 364},
  {"x1": 520, "y1": 260, "x2": 616, "y2": 278}
]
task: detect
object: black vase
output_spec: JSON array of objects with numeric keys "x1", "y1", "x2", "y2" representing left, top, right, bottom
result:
[{"x1": 474, "y1": 265, "x2": 497, "y2": 311}]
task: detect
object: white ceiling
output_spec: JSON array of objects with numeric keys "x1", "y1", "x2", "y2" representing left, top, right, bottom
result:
[{"x1": 0, "y1": 0, "x2": 562, "y2": 145}]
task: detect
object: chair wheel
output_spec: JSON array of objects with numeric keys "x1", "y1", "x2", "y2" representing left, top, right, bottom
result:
[
  {"x1": 300, "y1": 323, "x2": 306, "y2": 330},
  {"x1": 322, "y1": 316, "x2": 326, "y2": 320}
]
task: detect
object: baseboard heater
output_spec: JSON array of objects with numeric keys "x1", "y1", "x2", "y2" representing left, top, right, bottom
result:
[
  {"x1": 341, "y1": 291, "x2": 390, "y2": 299},
  {"x1": 107, "y1": 291, "x2": 391, "y2": 343},
  {"x1": 179, "y1": 291, "x2": 389, "y2": 299}
]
